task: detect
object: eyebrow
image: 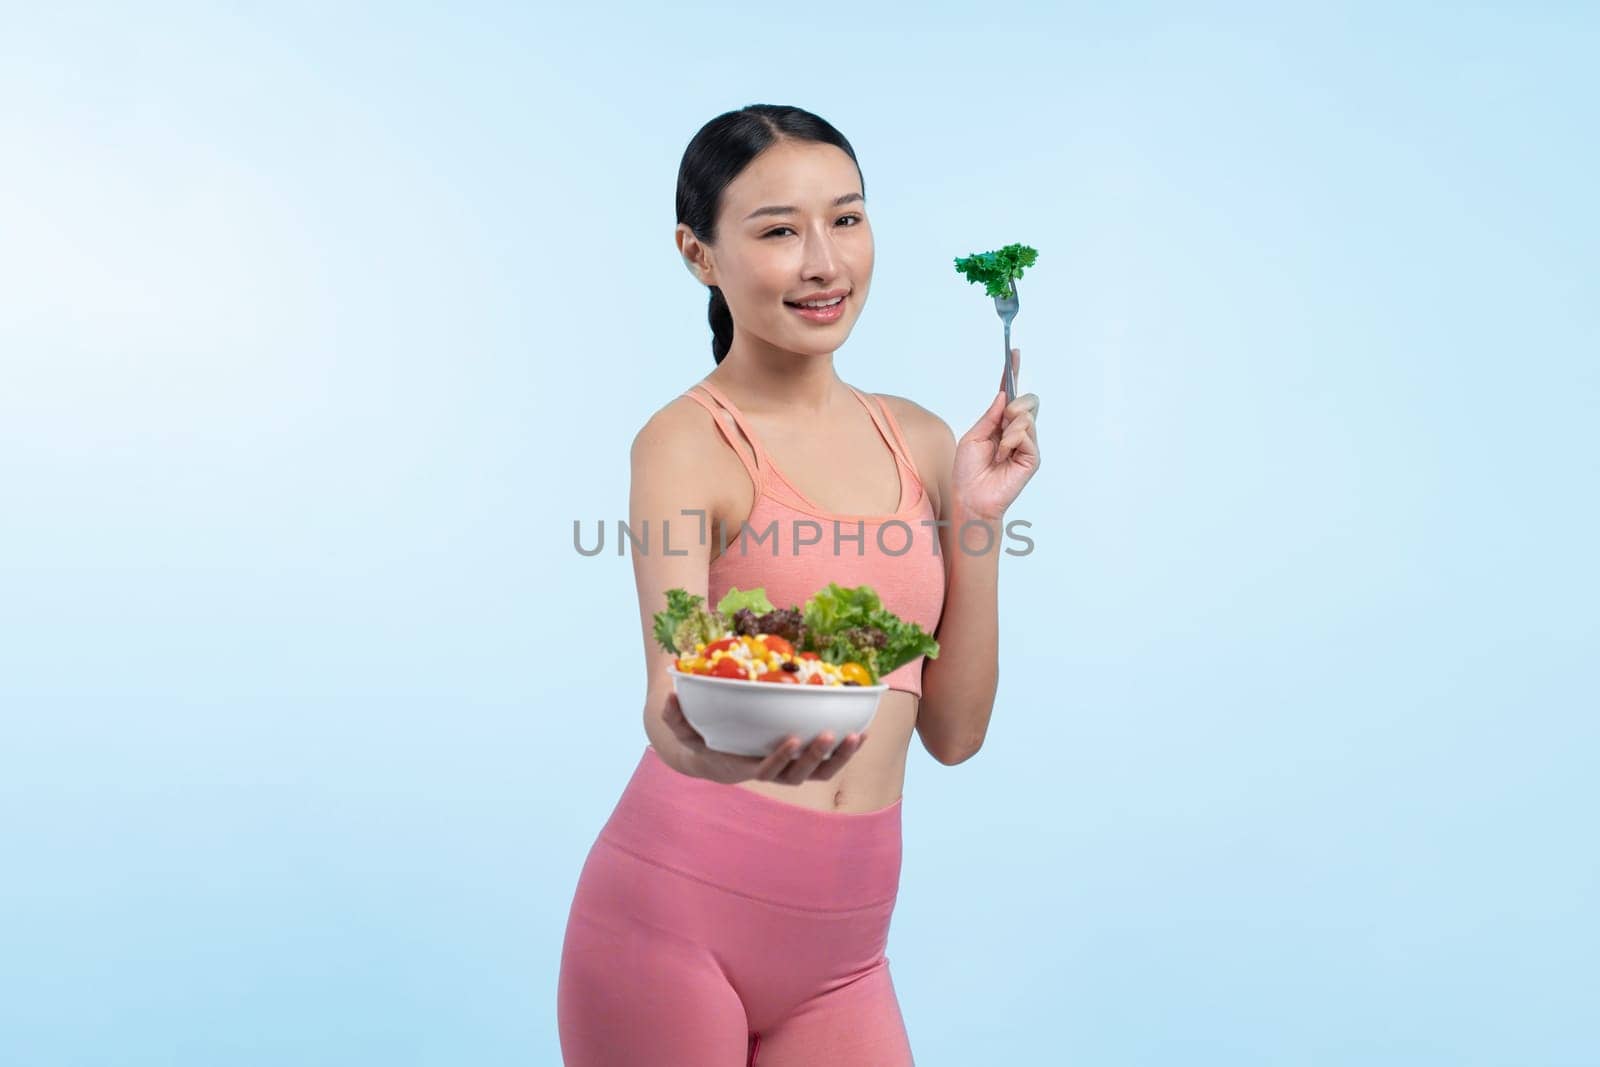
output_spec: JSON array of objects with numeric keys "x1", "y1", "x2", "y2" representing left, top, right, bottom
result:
[{"x1": 743, "y1": 192, "x2": 865, "y2": 222}]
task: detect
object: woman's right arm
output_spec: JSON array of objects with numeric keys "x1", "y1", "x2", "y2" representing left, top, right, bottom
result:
[
  {"x1": 630, "y1": 398, "x2": 761, "y2": 777},
  {"x1": 629, "y1": 401, "x2": 866, "y2": 784}
]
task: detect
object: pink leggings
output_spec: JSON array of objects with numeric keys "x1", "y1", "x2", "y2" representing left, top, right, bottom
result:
[{"x1": 558, "y1": 745, "x2": 914, "y2": 1066}]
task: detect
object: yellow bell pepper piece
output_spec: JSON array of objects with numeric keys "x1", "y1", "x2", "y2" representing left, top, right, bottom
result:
[{"x1": 839, "y1": 662, "x2": 872, "y2": 686}]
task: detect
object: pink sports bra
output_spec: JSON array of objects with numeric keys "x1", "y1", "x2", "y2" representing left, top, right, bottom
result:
[{"x1": 680, "y1": 379, "x2": 947, "y2": 699}]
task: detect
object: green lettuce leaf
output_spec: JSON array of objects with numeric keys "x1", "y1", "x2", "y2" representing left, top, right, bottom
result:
[
  {"x1": 716, "y1": 586, "x2": 776, "y2": 618},
  {"x1": 652, "y1": 588, "x2": 725, "y2": 655},
  {"x1": 800, "y1": 583, "x2": 939, "y2": 683},
  {"x1": 953, "y1": 243, "x2": 1040, "y2": 299},
  {"x1": 872, "y1": 611, "x2": 940, "y2": 678}
]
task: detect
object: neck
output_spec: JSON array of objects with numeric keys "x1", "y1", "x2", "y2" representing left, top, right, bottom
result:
[{"x1": 709, "y1": 334, "x2": 844, "y2": 415}]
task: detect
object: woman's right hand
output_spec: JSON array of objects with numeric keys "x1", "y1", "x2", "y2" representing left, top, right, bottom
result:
[{"x1": 660, "y1": 690, "x2": 868, "y2": 786}]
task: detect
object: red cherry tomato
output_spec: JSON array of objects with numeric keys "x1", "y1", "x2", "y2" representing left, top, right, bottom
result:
[
  {"x1": 798, "y1": 651, "x2": 820, "y2": 660},
  {"x1": 757, "y1": 670, "x2": 798, "y2": 684},
  {"x1": 710, "y1": 657, "x2": 749, "y2": 680},
  {"x1": 805, "y1": 673, "x2": 824, "y2": 685},
  {"x1": 703, "y1": 637, "x2": 738, "y2": 656},
  {"x1": 758, "y1": 635, "x2": 794, "y2": 658}
]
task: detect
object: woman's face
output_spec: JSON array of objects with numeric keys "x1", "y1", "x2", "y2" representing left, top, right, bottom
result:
[{"x1": 681, "y1": 140, "x2": 873, "y2": 355}]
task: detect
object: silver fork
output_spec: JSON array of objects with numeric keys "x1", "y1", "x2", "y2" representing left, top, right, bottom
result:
[{"x1": 994, "y1": 280, "x2": 1020, "y2": 403}]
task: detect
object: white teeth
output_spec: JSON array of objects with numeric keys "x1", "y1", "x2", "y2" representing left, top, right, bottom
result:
[{"x1": 793, "y1": 296, "x2": 843, "y2": 308}]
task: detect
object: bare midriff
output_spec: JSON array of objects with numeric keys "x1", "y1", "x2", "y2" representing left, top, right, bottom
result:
[{"x1": 731, "y1": 688, "x2": 917, "y2": 814}]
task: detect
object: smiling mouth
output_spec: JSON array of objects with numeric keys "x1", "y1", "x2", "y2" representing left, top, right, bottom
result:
[{"x1": 784, "y1": 290, "x2": 850, "y2": 308}]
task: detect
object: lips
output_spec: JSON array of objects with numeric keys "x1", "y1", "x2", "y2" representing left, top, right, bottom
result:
[
  {"x1": 784, "y1": 288, "x2": 850, "y2": 307},
  {"x1": 784, "y1": 292, "x2": 849, "y2": 323}
]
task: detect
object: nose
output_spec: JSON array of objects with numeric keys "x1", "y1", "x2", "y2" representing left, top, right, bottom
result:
[{"x1": 799, "y1": 218, "x2": 843, "y2": 279}]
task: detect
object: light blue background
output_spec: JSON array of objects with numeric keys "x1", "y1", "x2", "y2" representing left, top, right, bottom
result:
[{"x1": 2, "y1": 4, "x2": 1595, "y2": 1064}]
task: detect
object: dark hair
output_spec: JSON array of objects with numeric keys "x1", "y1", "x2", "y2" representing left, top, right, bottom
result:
[{"x1": 675, "y1": 105, "x2": 864, "y2": 364}]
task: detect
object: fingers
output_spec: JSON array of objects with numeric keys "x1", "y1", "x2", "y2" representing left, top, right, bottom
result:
[
  {"x1": 1000, "y1": 396, "x2": 1038, "y2": 439},
  {"x1": 976, "y1": 350, "x2": 1035, "y2": 444},
  {"x1": 775, "y1": 732, "x2": 836, "y2": 785},
  {"x1": 994, "y1": 410, "x2": 1035, "y2": 465},
  {"x1": 965, "y1": 389, "x2": 1008, "y2": 443},
  {"x1": 994, "y1": 389, "x2": 1039, "y2": 464},
  {"x1": 756, "y1": 736, "x2": 803, "y2": 780},
  {"x1": 999, "y1": 347, "x2": 1020, "y2": 394},
  {"x1": 996, "y1": 419, "x2": 1040, "y2": 467},
  {"x1": 807, "y1": 732, "x2": 866, "y2": 781},
  {"x1": 1004, "y1": 391, "x2": 1039, "y2": 420},
  {"x1": 773, "y1": 731, "x2": 865, "y2": 785}
]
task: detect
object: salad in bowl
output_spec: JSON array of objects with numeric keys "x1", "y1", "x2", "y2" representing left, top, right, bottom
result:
[{"x1": 653, "y1": 583, "x2": 939, "y2": 757}]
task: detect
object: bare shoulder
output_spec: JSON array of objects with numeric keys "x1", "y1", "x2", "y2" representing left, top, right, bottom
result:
[
  {"x1": 873, "y1": 392, "x2": 956, "y2": 452},
  {"x1": 631, "y1": 392, "x2": 713, "y2": 463},
  {"x1": 630, "y1": 390, "x2": 749, "y2": 531}
]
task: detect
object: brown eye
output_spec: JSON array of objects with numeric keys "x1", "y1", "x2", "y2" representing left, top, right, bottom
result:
[{"x1": 762, "y1": 215, "x2": 864, "y2": 238}]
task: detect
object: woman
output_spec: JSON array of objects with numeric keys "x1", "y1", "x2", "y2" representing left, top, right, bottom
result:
[{"x1": 557, "y1": 105, "x2": 1040, "y2": 1066}]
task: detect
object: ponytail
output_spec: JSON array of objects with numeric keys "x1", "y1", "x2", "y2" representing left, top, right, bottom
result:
[{"x1": 708, "y1": 286, "x2": 734, "y2": 364}]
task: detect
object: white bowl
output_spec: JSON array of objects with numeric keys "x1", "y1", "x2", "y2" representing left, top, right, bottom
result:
[{"x1": 670, "y1": 668, "x2": 887, "y2": 758}]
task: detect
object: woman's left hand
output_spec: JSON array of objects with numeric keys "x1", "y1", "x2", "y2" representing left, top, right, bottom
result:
[{"x1": 951, "y1": 348, "x2": 1040, "y2": 521}]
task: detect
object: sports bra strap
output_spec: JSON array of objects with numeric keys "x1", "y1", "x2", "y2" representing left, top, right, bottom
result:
[
  {"x1": 685, "y1": 380, "x2": 925, "y2": 515},
  {"x1": 681, "y1": 386, "x2": 765, "y2": 489},
  {"x1": 689, "y1": 381, "x2": 772, "y2": 464},
  {"x1": 848, "y1": 386, "x2": 920, "y2": 478}
]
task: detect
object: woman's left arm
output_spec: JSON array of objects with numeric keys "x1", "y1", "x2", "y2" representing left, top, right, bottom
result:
[{"x1": 911, "y1": 348, "x2": 1040, "y2": 765}]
